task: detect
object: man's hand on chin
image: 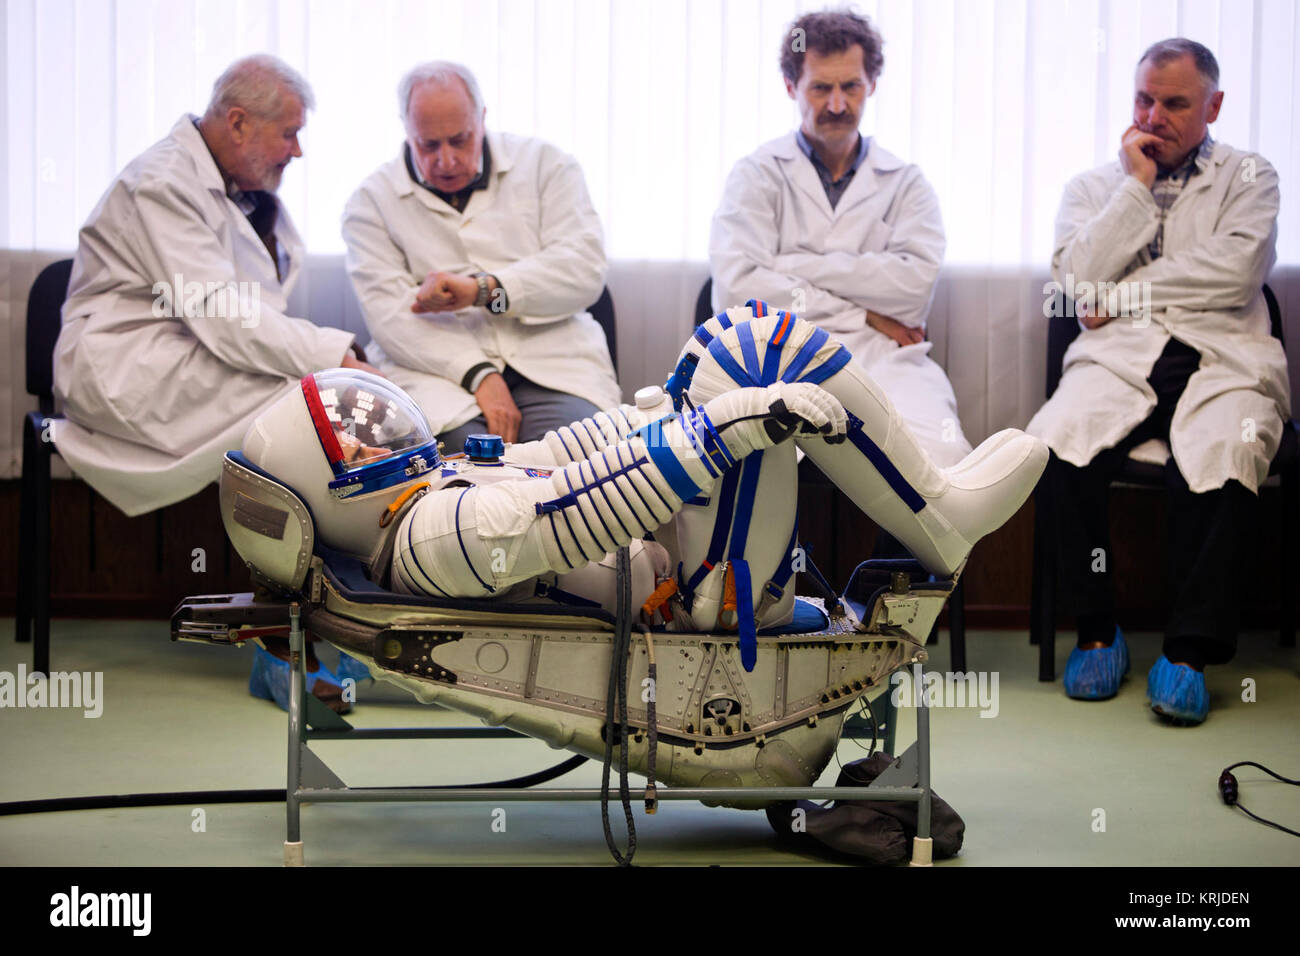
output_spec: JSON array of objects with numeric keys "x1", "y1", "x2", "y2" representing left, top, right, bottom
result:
[
  {"x1": 412, "y1": 271, "x2": 479, "y2": 313},
  {"x1": 866, "y1": 309, "x2": 925, "y2": 346},
  {"x1": 1119, "y1": 124, "x2": 1161, "y2": 189},
  {"x1": 473, "y1": 372, "x2": 522, "y2": 444}
]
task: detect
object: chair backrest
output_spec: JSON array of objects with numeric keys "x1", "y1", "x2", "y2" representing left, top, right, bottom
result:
[
  {"x1": 693, "y1": 277, "x2": 714, "y2": 328},
  {"x1": 26, "y1": 258, "x2": 74, "y2": 408},
  {"x1": 1263, "y1": 283, "x2": 1284, "y2": 348},
  {"x1": 1044, "y1": 290, "x2": 1079, "y2": 399},
  {"x1": 1045, "y1": 283, "x2": 1284, "y2": 400},
  {"x1": 587, "y1": 285, "x2": 618, "y2": 375}
]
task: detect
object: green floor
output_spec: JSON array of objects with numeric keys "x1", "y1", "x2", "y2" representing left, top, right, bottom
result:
[{"x1": 1, "y1": 618, "x2": 1296, "y2": 866}]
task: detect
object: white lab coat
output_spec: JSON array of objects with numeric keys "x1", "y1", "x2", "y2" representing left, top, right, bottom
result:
[
  {"x1": 1026, "y1": 142, "x2": 1289, "y2": 494},
  {"x1": 709, "y1": 132, "x2": 969, "y2": 465},
  {"x1": 52, "y1": 114, "x2": 356, "y2": 516},
  {"x1": 341, "y1": 131, "x2": 620, "y2": 435}
]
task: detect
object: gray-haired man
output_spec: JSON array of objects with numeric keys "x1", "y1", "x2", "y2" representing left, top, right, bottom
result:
[
  {"x1": 342, "y1": 61, "x2": 620, "y2": 451},
  {"x1": 53, "y1": 53, "x2": 374, "y2": 520},
  {"x1": 1028, "y1": 38, "x2": 1287, "y2": 723}
]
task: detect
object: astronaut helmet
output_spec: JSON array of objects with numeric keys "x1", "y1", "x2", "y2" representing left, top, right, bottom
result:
[{"x1": 241, "y1": 369, "x2": 441, "y2": 560}]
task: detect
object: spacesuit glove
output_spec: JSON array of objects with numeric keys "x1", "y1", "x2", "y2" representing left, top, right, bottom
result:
[{"x1": 698, "y1": 382, "x2": 847, "y2": 461}]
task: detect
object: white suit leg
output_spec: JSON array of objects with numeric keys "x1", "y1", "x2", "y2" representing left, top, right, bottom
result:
[
  {"x1": 865, "y1": 345, "x2": 973, "y2": 467},
  {"x1": 684, "y1": 303, "x2": 1048, "y2": 577}
]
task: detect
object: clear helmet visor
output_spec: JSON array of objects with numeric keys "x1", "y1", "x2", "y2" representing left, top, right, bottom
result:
[{"x1": 301, "y1": 369, "x2": 439, "y2": 493}]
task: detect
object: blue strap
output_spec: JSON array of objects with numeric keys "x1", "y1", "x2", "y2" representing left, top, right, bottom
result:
[
  {"x1": 692, "y1": 326, "x2": 713, "y2": 348},
  {"x1": 725, "y1": 454, "x2": 765, "y2": 672},
  {"x1": 794, "y1": 344, "x2": 851, "y2": 385},
  {"x1": 844, "y1": 411, "x2": 927, "y2": 513},
  {"x1": 684, "y1": 406, "x2": 735, "y2": 476},
  {"x1": 682, "y1": 414, "x2": 722, "y2": 480},
  {"x1": 732, "y1": 558, "x2": 757, "y2": 672},
  {"x1": 706, "y1": 335, "x2": 757, "y2": 388},
  {"x1": 761, "y1": 333, "x2": 784, "y2": 385},
  {"x1": 736, "y1": 321, "x2": 763, "y2": 382},
  {"x1": 726, "y1": 454, "x2": 764, "y2": 557},
  {"x1": 778, "y1": 326, "x2": 829, "y2": 382},
  {"x1": 760, "y1": 310, "x2": 795, "y2": 385},
  {"x1": 685, "y1": 466, "x2": 742, "y2": 596},
  {"x1": 800, "y1": 544, "x2": 842, "y2": 615}
]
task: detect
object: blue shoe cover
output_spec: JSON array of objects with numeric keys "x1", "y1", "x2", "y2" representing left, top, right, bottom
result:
[
  {"x1": 1147, "y1": 656, "x2": 1208, "y2": 724},
  {"x1": 248, "y1": 645, "x2": 347, "y2": 713},
  {"x1": 336, "y1": 652, "x2": 372, "y2": 685},
  {"x1": 1063, "y1": 628, "x2": 1128, "y2": 700}
]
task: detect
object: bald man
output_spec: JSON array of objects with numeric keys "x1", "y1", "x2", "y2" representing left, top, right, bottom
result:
[{"x1": 342, "y1": 60, "x2": 620, "y2": 452}]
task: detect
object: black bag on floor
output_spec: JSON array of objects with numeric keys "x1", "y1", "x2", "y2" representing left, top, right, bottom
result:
[{"x1": 765, "y1": 752, "x2": 965, "y2": 864}]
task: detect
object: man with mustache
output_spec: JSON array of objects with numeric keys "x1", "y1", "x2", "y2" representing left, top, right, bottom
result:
[
  {"x1": 710, "y1": 8, "x2": 970, "y2": 470},
  {"x1": 1028, "y1": 39, "x2": 1287, "y2": 723}
]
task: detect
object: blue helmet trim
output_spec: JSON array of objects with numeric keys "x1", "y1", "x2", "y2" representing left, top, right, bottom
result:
[{"x1": 327, "y1": 440, "x2": 441, "y2": 499}]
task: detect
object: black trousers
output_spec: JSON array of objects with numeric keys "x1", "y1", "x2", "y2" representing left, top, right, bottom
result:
[{"x1": 1040, "y1": 338, "x2": 1256, "y2": 669}]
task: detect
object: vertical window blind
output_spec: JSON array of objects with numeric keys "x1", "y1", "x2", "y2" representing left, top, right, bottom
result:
[{"x1": 4, "y1": 0, "x2": 1297, "y2": 265}]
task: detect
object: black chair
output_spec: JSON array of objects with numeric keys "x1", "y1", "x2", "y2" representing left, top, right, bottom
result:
[
  {"x1": 691, "y1": 278, "x2": 970, "y2": 669},
  {"x1": 1029, "y1": 285, "x2": 1298, "y2": 681},
  {"x1": 587, "y1": 286, "x2": 618, "y2": 376},
  {"x1": 16, "y1": 258, "x2": 74, "y2": 675},
  {"x1": 693, "y1": 277, "x2": 714, "y2": 328}
]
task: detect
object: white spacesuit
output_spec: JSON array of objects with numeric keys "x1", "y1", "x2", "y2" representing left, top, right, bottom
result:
[{"x1": 241, "y1": 303, "x2": 1047, "y2": 671}]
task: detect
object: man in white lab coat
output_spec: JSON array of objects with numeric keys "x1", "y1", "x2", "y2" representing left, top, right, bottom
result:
[
  {"x1": 709, "y1": 9, "x2": 970, "y2": 470},
  {"x1": 53, "y1": 54, "x2": 373, "y2": 518},
  {"x1": 1027, "y1": 39, "x2": 1289, "y2": 723},
  {"x1": 342, "y1": 61, "x2": 620, "y2": 453}
]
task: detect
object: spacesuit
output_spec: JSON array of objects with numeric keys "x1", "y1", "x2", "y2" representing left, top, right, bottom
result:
[{"x1": 241, "y1": 303, "x2": 1047, "y2": 670}]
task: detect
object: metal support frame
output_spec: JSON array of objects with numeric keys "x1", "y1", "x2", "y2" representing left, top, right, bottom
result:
[{"x1": 280, "y1": 602, "x2": 935, "y2": 867}]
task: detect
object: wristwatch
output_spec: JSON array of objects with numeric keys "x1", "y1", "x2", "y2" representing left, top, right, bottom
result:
[{"x1": 471, "y1": 272, "x2": 491, "y2": 308}]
